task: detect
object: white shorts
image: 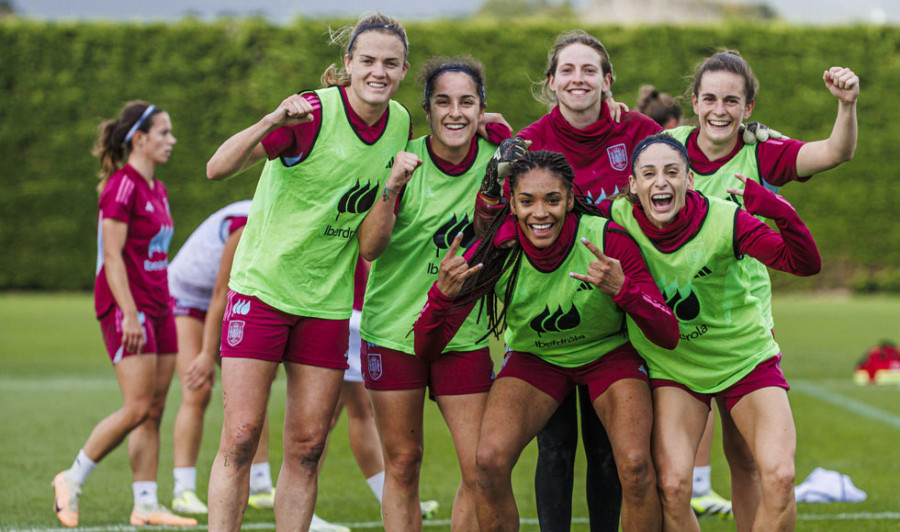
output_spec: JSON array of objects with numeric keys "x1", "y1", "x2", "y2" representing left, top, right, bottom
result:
[{"x1": 344, "y1": 310, "x2": 363, "y2": 382}]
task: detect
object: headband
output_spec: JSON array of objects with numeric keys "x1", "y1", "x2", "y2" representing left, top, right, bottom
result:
[
  {"x1": 124, "y1": 105, "x2": 156, "y2": 144},
  {"x1": 348, "y1": 24, "x2": 407, "y2": 55},
  {"x1": 630, "y1": 134, "x2": 690, "y2": 174},
  {"x1": 424, "y1": 67, "x2": 485, "y2": 103}
]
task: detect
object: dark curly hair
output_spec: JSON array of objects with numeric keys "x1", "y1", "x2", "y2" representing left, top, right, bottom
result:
[{"x1": 456, "y1": 150, "x2": 607, "y2": 339}]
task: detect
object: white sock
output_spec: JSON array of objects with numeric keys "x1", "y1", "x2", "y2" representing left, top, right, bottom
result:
[
  {"x1": 133, "y1": 481, "x2": 158, "y2": 507},
  {"x1": 173, "y1": 467, "x2": 197, "y2": 496},
  {"x1": 366, "y1": 471, "x2": 385, "y2": 504},
  {"x1": 249, "y1": 462, "x2": 273, "y2": 494},
  {"x1": 693, "y1": 465, "x2": 712, "y2": 497},
  {"x1": 68, "y1": 449, "x2": 97, "y2": 485}
]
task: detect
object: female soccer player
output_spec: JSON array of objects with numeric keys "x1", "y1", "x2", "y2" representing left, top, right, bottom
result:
[
  {"x1": 417, "y1": 150, "x2": 679, "y2": 532},
  {"x1": 166, "y1": 200, "x2": 279, "y2": 515},
  {"x1": 637, "y1": 82, "x2": 733, "y2": 520},
  {"x1": 669, "y1": 50, "x2": 857, "y2": 333},
  {"x1": 204, "y1": 13, "x2": 412, "y2": 531},
  {"x1": 605, "y1": 133, "x2": 821, "y2": 531},
  {"x1": 356, "y1": 56, "x2": 509, "y2": 531},
  {"x1": 475, "y1": 30, "x2": 663, "y2": 531},
  {"x1": 53, "y1": 101, "x2": 196, "y2": 528},
  {"x1": 168, "y1": 205, "x2": 382, "y2": 531}
]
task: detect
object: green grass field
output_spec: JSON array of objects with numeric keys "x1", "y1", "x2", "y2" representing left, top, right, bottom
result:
[{"x1": 1, "y1": 292, "x2": 899, "y2": 531}]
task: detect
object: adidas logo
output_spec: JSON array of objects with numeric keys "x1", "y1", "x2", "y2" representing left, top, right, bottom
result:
[
  {"x1": 385, "y1": 157, "x2": 394, "y2": 169},
  {"x1": 576, "y1": 281, "x2": 593, "y2": 292},
  {"x1": 694, "y1": 266, "x2": 712, "y2": 279},
  {"x1": 145, "y1": 201, "x2": 154, "y2": 212}
]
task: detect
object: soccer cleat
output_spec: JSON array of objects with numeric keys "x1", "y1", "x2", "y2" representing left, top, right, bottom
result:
[
  {"x1": 129, "y1": 503, "x2": 198, "y2": 527},
  {"x1": 691, "y1": 489, "x2": 733, "y2": 520},
  {"x1": 52, "y1": 470, "x2": 81, "y2": 528},
  {"x1": 247, "y1": 487, "x2": 275, "y2": 509},
  {"x1": 172, "y1": 490, "x2": 208, "y2": 514},
  {"x1": 310, "y1": 513, "x2": 351, "y2": 532},
  {"x1": 420, "y1": 499, "x2": 440, "y2": 519}
]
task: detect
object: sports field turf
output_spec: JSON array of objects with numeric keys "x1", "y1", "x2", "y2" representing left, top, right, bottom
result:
[{"x1": 1, "y1": 292, "x2": 898, "y2": 531}]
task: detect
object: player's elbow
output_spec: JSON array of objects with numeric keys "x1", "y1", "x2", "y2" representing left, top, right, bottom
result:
[{"x1": 206, "y1": 159, "x2": 227, "y2": 181}]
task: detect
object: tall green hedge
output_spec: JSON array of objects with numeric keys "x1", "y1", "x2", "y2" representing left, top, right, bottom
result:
[{"x1": 1, "y1": 18, "x2": 897, "y2": 290}]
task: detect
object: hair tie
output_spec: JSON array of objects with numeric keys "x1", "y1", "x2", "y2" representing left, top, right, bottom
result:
[
  {"x1": 348, "y1": 24, "x2": 407, "y2": 55},
  {"x1": 124, "y1": 105, "x2": 156, "y2": 144}
]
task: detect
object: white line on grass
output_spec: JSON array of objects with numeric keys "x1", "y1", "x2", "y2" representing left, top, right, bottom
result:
[
  {"x1": 792, "y1": 379, "x2": 900, "y2": 431},
  {"x1": 9, "y1": 513, "x2": 900, "y2": 531}
]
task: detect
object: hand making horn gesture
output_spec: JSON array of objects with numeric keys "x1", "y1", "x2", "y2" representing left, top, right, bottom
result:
[
  {"x1": 435, "y1": 233, "x2": 483, "y2": 299},
  {"x1": 569, "y1": 237, "x2": 625, "y2": 296}
]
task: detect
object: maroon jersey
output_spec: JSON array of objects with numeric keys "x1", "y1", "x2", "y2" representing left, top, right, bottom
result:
[
  {"x1": 95, "y1": 164, "x2": 174, "y2": 318},
  {"x1": 517, "y1": 103, "x2": 662, "y2": 201}
]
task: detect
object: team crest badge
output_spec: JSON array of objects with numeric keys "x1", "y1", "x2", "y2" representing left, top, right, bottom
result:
[
  {"x1": 227, "y1": 320, "x2": 245, "y2": 347},
  {"x1": 367, "y1": 352, "x2": 383, "y2": 381},
  {"x1": 685, "y1": 242, "x2": 707, "y2": 269},
  {"x1": 607, "y1": 143, "x2": 628, "y2": 171}
]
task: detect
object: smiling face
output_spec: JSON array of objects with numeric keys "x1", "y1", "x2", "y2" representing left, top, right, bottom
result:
[
  {"x1": 692, "y1": 70, "x2": 754, "y2": 151},
  {"x1": 628, "y1": 142, "x2": 694, "y2": 229},
  {"x1": 133, "y1": 112, "x2": 175, "y2": 165},
  {"x1": 424, "y1": 71, "x2": 484, "y2": 163},
  {"x1": 344, "y1": 31, "x2": 408, "y2": 113},
  {"x1": 510, "y1": 167, "x2": 575, "y2": 249},
  {"x1": 548, "y1": 43, "x2": 611, "y2": 118}
]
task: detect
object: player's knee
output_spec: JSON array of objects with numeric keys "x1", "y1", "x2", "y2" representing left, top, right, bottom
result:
[
  {"x1": 122, "y1": 400, "x2": 153, "y2": 429},
  {"x1": 384, "y1": 445, "x2": 423, "y2": 485},
  {"x1": 616, "y1": 451, "x2": 654, "y2": 499},
  {"x1": 761, "y1": 460, "x2": 795, "y2": 500},
  {"x1": 223, "y1": 423, "x2": 262, "y2": 469},
  {"x1": 284, "y1": 434, "x2": 327, "y2": 472},
  {"x1": 656, "y1": 468, "x2": 692, "y2": 506},
  {"x1": 475, "y1": 439, "x2": 513, "y2": 481}
]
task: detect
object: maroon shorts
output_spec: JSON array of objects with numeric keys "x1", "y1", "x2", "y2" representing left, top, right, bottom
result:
[
  {"x1": 219, "y1": 290, "x2": 349, "y2": 368},
  {"x1": 651, "y1": 354, "x2": 789, "y2": 412},
  {"x1": 172, "y1": 298, "x2": 207, "y2": 321},
  {"x1": 362, "y1": 342, "x2": 493, "y2": 397},
  {"x1": 99, "y1": 306, "x2": 178, "y2": 363},
  {"x1": 497, "y1": 343, "x2": 649, "y2": 403}
]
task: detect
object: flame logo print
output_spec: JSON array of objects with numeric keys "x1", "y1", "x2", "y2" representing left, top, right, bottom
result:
[
  {"x1": 529, "y1": 305, "x2": 581, "y2": 337},
  {"x1": 336, "y1": 180, "x2": 379, "y2": 221},
  {"x1": 665, "y1": 289, "x2": 700, "y2": 322},
  {"x1": 432, "y1": 214, "x2": 475, "y2": 257}
]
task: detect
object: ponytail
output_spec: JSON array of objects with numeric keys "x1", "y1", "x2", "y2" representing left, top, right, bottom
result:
[{"x1": 91, "y1": 101, "x2": 161, "y2": 194}]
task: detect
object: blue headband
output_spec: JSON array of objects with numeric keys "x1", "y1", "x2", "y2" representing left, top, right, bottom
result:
[
  {"x1": 424, "y1": 67, "x2": 486, "y2": 103},
  {"x1": 348, "y1": 24, "x2": 407, "y2": 55},
  {"x1": 630, "y1": 134, "x2": 690, "y2": 173},
  {"x1": 124, "y1": 105, "x2": 156, "y2": 144}
]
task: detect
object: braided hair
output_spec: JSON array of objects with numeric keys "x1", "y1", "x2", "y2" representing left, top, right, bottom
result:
[{"x1": 456, "y1": 150, "x2": 607, "y2": 339}]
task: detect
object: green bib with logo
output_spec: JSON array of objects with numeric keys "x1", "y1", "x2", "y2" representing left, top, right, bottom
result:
[
  {"x1": 498, "y1": 215, "x2": 628, "y2": 368},
  {"x1": 361, "y1": 136, "x2": 494, "y2": 354},
  {"x1": 230, "y1": 87, "x2": 411, "y2": 318},
  {"x1": 668, "y1": 126, "x2": 775, "y2": 330},
  {"x1": 610, "y1": 195, "x2": 780, "y2": 393}
]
